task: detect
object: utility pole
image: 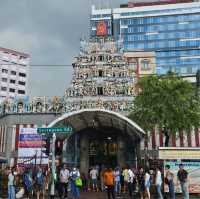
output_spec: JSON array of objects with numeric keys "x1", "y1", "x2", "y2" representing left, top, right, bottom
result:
[{"x1": 50, "y1": 133, "x2": 56, "y2": 197}]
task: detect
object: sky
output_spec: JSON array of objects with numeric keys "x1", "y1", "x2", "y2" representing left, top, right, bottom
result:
[{"x1": 0, "y1": 0, "x2": 128, "y2": 97}]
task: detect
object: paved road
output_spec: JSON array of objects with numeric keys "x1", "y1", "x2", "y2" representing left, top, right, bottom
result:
[
  {"x1": 77, "y1": 192, "x2": 200, "y2": 199},
  {"x1": 1, "y1": 192, "x2": 200, "y2": 199},
  {"x1": 2, "y1": 191, "x2": 200, "y2": 199}
]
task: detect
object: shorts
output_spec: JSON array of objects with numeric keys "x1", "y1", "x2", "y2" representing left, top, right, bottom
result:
[{"x1": 91, "y1": 179, "x2": 97, "y2": 185}]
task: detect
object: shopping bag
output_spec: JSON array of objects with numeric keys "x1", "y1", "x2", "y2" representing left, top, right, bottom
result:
[
  {"x1": 75, "y1": 178, "x2": 83, "y2": 187},
  {"x1": 16, "y1": 187, "x2": 24, "y2": 199}
]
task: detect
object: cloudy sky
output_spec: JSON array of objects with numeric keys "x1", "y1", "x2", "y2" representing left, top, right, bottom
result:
[{"x1": 0, "y1": 0, "x2": 128, "y2": 97}]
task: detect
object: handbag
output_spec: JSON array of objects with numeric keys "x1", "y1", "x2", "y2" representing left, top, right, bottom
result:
[{"x1": 75, "y1": 178, "x2": 83, "y2": 187}]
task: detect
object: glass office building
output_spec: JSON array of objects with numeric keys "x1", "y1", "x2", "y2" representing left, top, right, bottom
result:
[{"x1": 90, "y1": 1, "x2": 200, "y2": 74}]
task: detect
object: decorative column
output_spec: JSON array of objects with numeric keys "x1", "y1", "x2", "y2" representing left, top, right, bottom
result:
[{"x1": 80, "y1": 134, "x2": 89, "y2": 173}]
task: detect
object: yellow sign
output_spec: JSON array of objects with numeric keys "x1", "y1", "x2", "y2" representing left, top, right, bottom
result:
[{"x1": 159, "y1": 147, "x2": 200, "y2": 160}]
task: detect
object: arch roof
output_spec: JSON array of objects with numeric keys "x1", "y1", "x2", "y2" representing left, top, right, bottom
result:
[{"x1": 48, "y1": 109, "x2": 145, "y2": 139}]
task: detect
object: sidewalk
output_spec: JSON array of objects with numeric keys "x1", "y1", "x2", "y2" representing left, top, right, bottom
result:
[
  {"x1": 77, "y1": 192, "x2": 200, "y2": 199},
  {"x1": 1, "y1": 191, "x2": 200, "y2": 199}
]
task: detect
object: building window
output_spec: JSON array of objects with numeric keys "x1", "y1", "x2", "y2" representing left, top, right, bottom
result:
[
  {"x1": 2, "y1": 78, "x2": 7, "y2": 82},
  {"x1": 9, "y1": 88, "x2": 15, "y2": 93},
  {"x1": 97, "y1": 87, "x2": 103, "y2": 95},
  {"x1": 11, "y1": 71, "x2": 16, "y2": 75},
  {"x1": 19, "y1": 73, "x2": 26, "y2": 77},
  {"x1": 1, "y1": 87, "x2": 7, "y2": 91},
  {"x1": 2, "y1": 69, "x2": 8, "y2": 73},
  {"x1": 10, "y1": 79, "x2": 16, "y2": 84},
  {"x1": 99, "y1": 70, "x2": 103, "y2": 77},
  {"x1": 18, "y1": 90, "x2": 25, "y2": 94},
  {"x1": 129, "y1": 62, "x2": 137, "y2": 70},
  {"x1": 18, "y1": 81, "x2": 26, "y2": 86},
  {"x1": 141, "y1": 59, "x2": 150, "y2": 70},
  {"x1": 98, "y1": 55, "x2": 104, "y2": 62}
]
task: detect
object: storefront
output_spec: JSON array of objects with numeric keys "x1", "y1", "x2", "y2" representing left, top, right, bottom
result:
[{"x1": 159, "y1": 147, "x2": 200, "y2": 193}]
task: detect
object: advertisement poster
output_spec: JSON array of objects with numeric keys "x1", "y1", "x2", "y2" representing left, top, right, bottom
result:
[
  {"x1": 164, "y1": 160, "x2": 200, "y2": 193},
  {"x1": 17, "y1": 128, "x2": 49, "y2": 166},
  {"x1": 96, "y1": 21, "x2": 107, "y2": 36}
]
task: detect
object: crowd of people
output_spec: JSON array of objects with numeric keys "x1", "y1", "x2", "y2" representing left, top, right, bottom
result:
[{"x1": 6, "y1": 163, "x2": 190, "y2": 199}]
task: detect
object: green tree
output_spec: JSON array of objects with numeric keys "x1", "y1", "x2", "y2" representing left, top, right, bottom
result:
[{"x1": 129, "y1": 73, "x2": 200, "y2": 134}]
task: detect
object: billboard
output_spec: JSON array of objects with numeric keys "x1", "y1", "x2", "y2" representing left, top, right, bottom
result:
[
  {"x1": 164, "y1": 160, "x2": 200, "y2": 193},
  {"x1": 159, "y1": 147, "x2": 200, "y2": 160},
  {"x1": 96, "y1": 21, "x2": 107, "y2": 36},
  {"x1": 17, "y1": 128, "x2": 48, "y2": 166}
]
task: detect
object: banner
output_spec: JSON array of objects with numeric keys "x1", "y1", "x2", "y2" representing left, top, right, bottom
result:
[
  {"x1": 17, "y1": 128, "x2": 48, "y2": 166},
  {"x1": 159, "y1": 147, "x2": 200, "y2": 160},
  {"x1": 164, "y1": 160, "x2": 200, "y2": 193}
]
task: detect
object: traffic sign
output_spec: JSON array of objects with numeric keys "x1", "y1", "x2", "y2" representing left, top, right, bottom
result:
[{"x1": 37, "y1": 127, "x2": 73, "y2": 134}]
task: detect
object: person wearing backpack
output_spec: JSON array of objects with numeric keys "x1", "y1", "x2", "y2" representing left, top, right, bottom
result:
[
  {"x1": 35, "y1": 166, "x2": 44, "y2": 199},
  {"x1": 177, "y1": 164, "x2": 189, "y2": 199},
  {"x1": 70, "y1": 167, "x2": 81, "y2": 199},
  {"x1": 23, "y1": 168, "x2": 33, "y2": 199}
]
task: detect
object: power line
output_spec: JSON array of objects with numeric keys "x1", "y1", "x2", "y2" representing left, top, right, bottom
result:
[{"x1": 0, "y1": 62, "x2": 200, "y2": 66}]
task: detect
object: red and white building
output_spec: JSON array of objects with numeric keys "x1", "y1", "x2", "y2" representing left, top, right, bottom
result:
[{"x1": 0, "y1": 47, "x2": 30, "y2": 102}]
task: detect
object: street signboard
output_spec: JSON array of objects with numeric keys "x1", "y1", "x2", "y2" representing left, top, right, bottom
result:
[
  {"x1": 17, "y1": 128, "x2": 49, "y2": 167},
  {"x1": 37, "y1": 127, "x2": 73, "y2": 134}
]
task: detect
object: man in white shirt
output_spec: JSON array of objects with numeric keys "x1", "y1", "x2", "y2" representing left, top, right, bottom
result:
[
  {"x1": 127, "y1": 167, "x2": 134, "y2": 198},
  {"x1": 90, "y1": 167, "x2": 99, "y2": 191},
  {"x1": 59, "y1": 164, "x2": 70, "y2": 199}
]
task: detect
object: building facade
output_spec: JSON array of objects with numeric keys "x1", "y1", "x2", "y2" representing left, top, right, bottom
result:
[
  {"x1": 91, "y1": 0, "x2": 200, "y2": 75},
  {"x1": 65, "y1": 38, "x2": 156, "y2": 113},
  {"x1": 0, "y1": 38, "x2": 157, "y2": 168},
  {"x1": 0, "y1": 47, "x2": 30, "y2": 102},
  {"x1": 1, "y1": 36, "x2": 200, "y2": 169}
]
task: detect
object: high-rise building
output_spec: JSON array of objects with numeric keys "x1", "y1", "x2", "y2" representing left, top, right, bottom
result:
[
  {"x1": 90, "y1": 0, "x2": 200, "y2": 75},
  {"x1": 0, "y1": 47, "x2": 30, "y2": 101}
]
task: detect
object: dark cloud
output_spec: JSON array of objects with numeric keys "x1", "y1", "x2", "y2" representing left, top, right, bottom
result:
[{"x1": 0, "y1": 0, "x2": 127, "y2": 97}]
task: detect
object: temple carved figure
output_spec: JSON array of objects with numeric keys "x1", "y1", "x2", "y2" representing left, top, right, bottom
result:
[{"x1": 64, "y1": 38, "x2": 137, "y2": 114}]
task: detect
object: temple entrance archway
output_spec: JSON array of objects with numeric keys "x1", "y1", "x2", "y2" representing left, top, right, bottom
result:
[{"x1": 48, "y1": 109, "x2": 145, "y2": 172}]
